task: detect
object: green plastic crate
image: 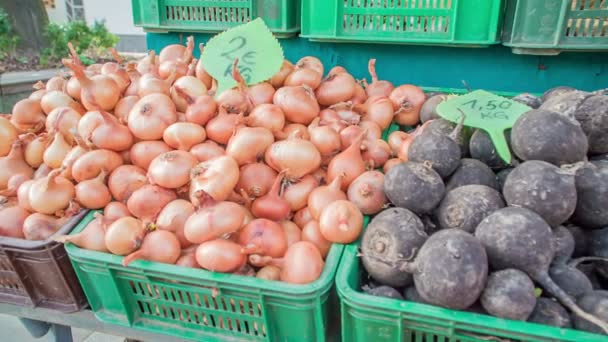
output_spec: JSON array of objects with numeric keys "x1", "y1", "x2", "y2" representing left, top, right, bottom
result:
[
  {"x1": 338, "y1": 226, "x2": 607, "y2": 341},
  {"x1": 131, "y1": 0, "x2": 301, "y2": 37},
  {"x1": 502, "y1": 0, "x2": 608, "y2": 55},
  {"x1": 300, "y1": 0, "x2": 504, "y2": 46},
  {"x1": 65, "y1": 211, "x2": 343, "y2": 342}
]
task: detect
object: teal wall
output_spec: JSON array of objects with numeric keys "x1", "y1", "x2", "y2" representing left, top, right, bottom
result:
[{"x1": 147, "y1": 33, "x2": 607, "y2": 94}]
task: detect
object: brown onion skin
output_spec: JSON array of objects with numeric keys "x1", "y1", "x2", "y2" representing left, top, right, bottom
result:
[
  {"x1": 270, "y1": 60, "x2": 294, "y2": 88},
  {"x1": 319, "y1": 200, "x2": 363, "y2": 244},
  {"x1": 279, "y1": 241, "x2": 324, "y2": 284},
  {"x1": 280, "y1": 220, "x2": 301, "y2": 247},
  {"x1": 359, "y1": 121, "x2": 382, "y2": 141},
  {"x1": 273, "y1": 86, "x2": 320, "y2": 125},
  {"x1": 104, "y1": 216, "x2": 146, "y2": 256},
  {"x1": 296, "y1": 56, "x2": 324, "y2": 75},
  {"x1": 301, "y1": 220, "x2": 332, "y2": 258},
  {"x1": 123, "y1": 230, "x2": 181, "y2": 266},
  {"x1": 72, "y1": 149, "x2": 123, "y2": 182},
  {"x1": 383, "y1": 158, "x2": 403, "y2": 173},
  {"x1": 239, "y1": 219, "x2": 287, "y2": 258},
  {"x1": 293, "y1": 207, "x2": 314, "y2": 229},
  {"x1": 185, "y1": 95, "x2": 217, "y2": 126},
  {"x1": 23, "y1": 213, "x2": 67, "y2": 240},
  {"x1": 80, "y1": 110, "x2": 134, "y2": 152},
  {"x1": 236, "y1": 162, "x2": 277, "y2": 198},
  {"x1": 328, "y1": 133, "x2": 366, "y2": 191},
  {"x1": 340, "y1": 125, "x2": 363, "y2": 150},
  {"x1": 308, "y1": 118, "x2": 341, "y2": 157},
  {"x1": 129, "y1": 141, "x2": 172, "y2": 171},
  {"x1": 104, "y1": 202, "x2": 132, "y2": 221},
  {"x1": 148, "y1": 151, "x2": 198, "y2": 189},
  {"x1": 362, "y1": 139, "x2": 391, "y2": 169},
  {"x1": 0, "y1": 117, "x2": 18, "y2": 157},
  {"x1": 156, "y1": 199, "x2": 195, "y2": 248},
  {"x1": 351, "y1": 82, "x2": 368, "y2": 105},
  {"x1": 205, "y1": 112, "x2": 244, "y2": 145},
  {"x1": 365, "y1": 59, "x2": 395, "y2": 98},
  {"x1": 55, "y1": 214, "x2": 109, "y2": 252},
  {"x1": 315, "y1": 72, "x2": 356, "y2": 106},
  {"x1": 40, "y1": 91, "x2": 85, "y2": 116},
  {"x1": 247, "y1": 82, "x2": 275, "y2": 107},
  {"x1": 275, "y1": 123, "x2": 311, "y2": 141},
  {"x1": 264, "y1": 136, "x2": 321, "y2": 181},
  {"x1": 75, "y1": 171, "x2": 112, "y2": 209},
  {"x1": 170, "y1": 76, "x2": 207, "y2": 112},
  {"x1": 11, "y1": 98, "x2": 46, "y2": 133},
  {"x1": 190, "y1": 141, "x2": 225, "y2": 162},
  {"x1": 189, "y1": 156, "x2": 239, "y2": 206},
  {"x1": 127, "y1": 184, "x2": 177, "y2": 225},
  {"x1": 196, "y1": 239, "x2": 246, "y2": 273},
  {"x1": 360, "y1": 96, "x2": 394, "y2": 131},
  {"x1": 184, "y1": 201, "x2": 246, "y2": 244},
  {"x1": 251, "y1": 171, "x2": 291, "y2": 221},
  {"x1": 0, "y1": 206, "x2": 29, "y2": 238},
  {"x1": 0, "y1": 140, "x2": 34, "y2": 189},
  {"x1": 256, "y1": 265, "x2": 281, "y2": 280},
  {"x1": 347, "y1": 171, "x2": 387, "y2": 215},
  {"x1": 390, "y1": 85, "x2": 426, "y2": 126},
  {"x1": 28, "y1": 170, "x2": 74, "y2": 215},
  {"x1": 45, "y1": 106, "x2": 82, "y2": 143},
  {"x1": 176, "y1": 252, "x2": 200, "y2": 268},
  {"x1": 307, "y1": 175, "x2": 346, "y2": 220},
  {"x1": 128, "y1": 94, "x2": 177, "y2": 141},
  {"x1": 64, "y1": 59, "x2": 120, "y2": 111},
  {"x1": 114, "y1": 96, "x2": 139, "y2": 124},
  {"x1": 108, "y1": 165, "x2": 147, "y2": 202},
  {"x1": 226, "y1": 126, "x2": 274, "y2": 166},
  {"x1": 283, "y1": 175, "x2": 318, "y2": 212},
  {"x1": 284, "y1": 68, "x2": 322, "y2": 89},
  {"x1": 17, "y1": 179, "x2": 35, "y2": 212},
  {"x1": 246, "y1": 104, "x2": 285, "y2": 133}
]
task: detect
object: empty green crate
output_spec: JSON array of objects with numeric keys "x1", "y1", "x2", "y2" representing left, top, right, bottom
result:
[
  {"x1": 502, "y1": 0, "x2": 608, "y2": 55},
  {"x1": 300, "y1": 0, "x2": 504, "y2": 46},
  {"x1": 131, "y1": 0, "x2": 301, "y2": 37},
  {"x1": 65, "y1": 211, "x2": 343, "y2": 342}
]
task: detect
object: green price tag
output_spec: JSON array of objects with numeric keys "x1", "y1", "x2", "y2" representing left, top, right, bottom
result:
[
  {"x1": 436, "y1": 90, "x2": 531, "y2": 164},
  {"x1": 201, "y1": 18, "x2": 284, "y2": 95}
]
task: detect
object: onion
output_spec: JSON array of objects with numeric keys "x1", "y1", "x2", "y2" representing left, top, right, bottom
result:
[
  {"x1": 158, "y1": 36, "x2": 194, "y2": 79},
  {"x1": 315, "y1": 71, "x2": 356, "y2": 106},
  {"x1": 365, "y1": 59, "x2": 394, "y2": 98},
  {"x1": 236, "y1": 163, "x2": 277, "y2": 198},
  {"x1": 362, "y1": 139, "x2": 391, "y2": 168},
  {"x1": 137, "y1": 50, "x2": 158, "y2": 76},
  {"x1": 390, "y1": 84, "x2": 426, "y2": 126},
  {"x1": 43, "y1": 131, "x2": 72, "y2": 169},
  {"x1": 11, "y1": 98, "x2": 46, "y2": 133},
  {"x1": 226, "y1": 127, "x2": 274, "y2": 166},
  {"x1": 280, "y1": 220, "x2": 301, "y2": 247},
  {"x1": 104, "y1": 216, "x2": 146, "y2": 255},
  {"x1": 351, "y1": 82, "x2": 367, "y2": 105},
  {"x1": 302, "y1": 220, "x2": 332, "y2": 258},
  {"x1": 217, "y1": 65, "x2": 251, "y2": 114},
  {"x1": 24, "y1": 133, "x2": 49, "y2": 168},
  {"x1": 319, "y1": 109, "x2": 348, "y2": 133},
  {"x1": 279, "y1": 241, "x2": 324, "y2": 284},
  {"x1": 66, "y1": 77, "x2": 81, "y2": 100},
  {"x1": 257, "y1": 265, "x2": 281, "y2": 280},
  {"x1": 28, "y1": 169, "x2": 74, "y2": 215},
  {"x1": 184, "y1": 201, "x2": 246, "y2": 244},
  {"x1": 17, "y1": 179, "x2": 35, "y2": 211},
  {"x1": 308, "y1": 118, "x2": 341, "y2": 157},
  {"x1": 45, "y1": 76, "x2": 67, "y2": 91},
  {"x1": 319, "y1": 200, "x2": 363, "y2": 243},
  {"x1": 123, "y1": 230, "x2": 181, "y2": 266},
  {"x1": 55, "y1": 213, "x2": 109, "y2": 252},
  {"x1": 114, "y1": 96, "x2": 139, "y2": 124},
  {"x1": 384, "y1": 158, "x2": 403, "y2": 173},
  {"x1": 185, "y1": 94, "x2": 217, "y2": 125},
  {"x1": 247, "y1": 82, "x2": 275, "y2": 107},
  {"x1": 163, "y1": 122, "x2": 206, "y2": 151},
  {"x1": 330, "y1": 102, "x2": 361, "y2": 125},
  {"x1": 124, "y1": 64, "x2": 141, "y2": 97},
  {"x1": 265, "y1": 134, "x2": 321, "y2": 180},
  {"x1": 41, "y1": 90, "x2": 84, "y2": 115},
  {"x1": 80, "y1": 110, "x2": 133, "y2": 152},
  {"x1": 240, "y1": 219, "x2": 287, "y2": 258},
  {"x1": 46, "y1": 107, "x2": 82, "y2": 143},
  {"x1": 23, "y1": 213, "x2": 69, "y2": 240},
  {"x1": 128, "y1": 94, "x2": 177, "y2": 140},
  {"x1": 195, "y1": 44, "x2": 213, "y2": 89},
  {"x1": 129, "y1": 141, "x2": 172, "y2": 170},
  {"x1": 275, "y1": 123, "x2": 311, "y2": 141},
  {"x1": 347, "y1": 171, "x2": 387, "y2": 215},
  {"x1": 294, "y1": 207, "x2": 313, "y2": 229},
  {"x1": 189, "y1": 156, "x2": 239, "y2": 206},
  {"x1": 0, "y1": 117, "x2": 18, "y2": 156},
  {"x1": 196, "y1": 239, "x2": 246, "y2": 273},
  {"x1": 170, "y1": 76, "x2": 207, "y2": 112},
  {"x1": 34, "y1": 164, "x2": 52, "y2": 179},
  {"x1": 273, "y1": 85, "x2": 319, "y2": 125},
  {"x1": 156, "y1": 199, "x2": 194, "y2": 248},
  {"x1": 63, "y1": 58, "x2": 120, "y2": 111},
  {"x1": 388, "y1": 130, "x2": 408, "y2": 156},
  {"x1": 127, "y1": 184, "x2": 176, "y2": 226},
  {"x1": 0, "y1": 140, "x2": 34, "y2": 189},
  {"x1": 190, "y1": 141, "x2": 225, "y2": 162},
  {"x1": 328, "y1": 132, "x2": 366, "y2": 190},
  {"x1": 246, "y1": 104, "x2": 285, "y2": 133},
  {"x1": 284, "y1": 68, "x2": 322, "y2": 89},
  {"x1": 0, "y1": 173, "x2": 30, "y2": 197},
  {"x1": 283, "y1": 175, "x2": 318, "y2": 212},
  {"x1": 29, "y1": 89, "x2": 47, "y2": 101},
  {"x1": 72, "y1": 149, "x2": 123, "y2": 182},
  {"x1": 176, "y1": 252, "x2": 200, "y2": 268},
  {"x1": 148, "y1": 151, "x2": 198, "y2": 189},
  {"x1": 359, "y1": 121, "x2": 382, "y2": 141},
  {"x1": 60, "y1": 136, "x2": 90, "y2": 180},
  {"x1": 297, "y1": 56, "x2": 324, "y2": 75},
  {"x1": 74, "y1": 170, "x2": 111, "y2": 209},
  {"x1": 104, "y1": 202, "x2": 131, "y2": 220},
  {"x1": 252, "y1": 170, "x2": 290, "y2": 221},
  {"x1": 0, "y1": 206, "x2": 29, "y2": 238},
  {"x1": 205, "y1": 111, "x2": 244, "y2": 145},
  {"x1": 359, "y1": 96, "x2": 394, "y2": 130},
  {"x1": 308, "y1": 174, "x2": 346, "y2": 220},
  {"x1": 138, "y1": 72, "x2": 175, "y2": 97},
  {"x1": 270, "y1": 60, "x2": 294, "y2": 88}
]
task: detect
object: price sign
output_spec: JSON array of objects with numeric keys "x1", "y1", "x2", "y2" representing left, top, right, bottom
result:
[
  {"x1": 436, "y1": 90, "x2": 531, "y2": 164},
  {"x1": 201, "y1": 18, "x2": 284, "y2": 96}
]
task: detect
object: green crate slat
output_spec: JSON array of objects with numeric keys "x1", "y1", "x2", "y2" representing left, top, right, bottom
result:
[
  {"x1": 131, "y1": 0, "x2": 301, "y2": 37},
  {"x1": 300, "y1": 0, "x2": 504, "y2": 46},
  {"x1": 338, "y1": 240, "x2": 608, "y2": 342},
  {"x1": 502, "y1": 0, "x2": 608, "y2": 55},
  {"x1": 65, "y1": 211, "x2": 343, "y2": 342}
]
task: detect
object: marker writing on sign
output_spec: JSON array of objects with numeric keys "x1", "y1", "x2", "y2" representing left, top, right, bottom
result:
[
  {"x1": 459, "y1": 99, "x2": 512, "y2": 120},
  {"x1": 220, "y1": 36, "x2": 256, "y2": 83}
]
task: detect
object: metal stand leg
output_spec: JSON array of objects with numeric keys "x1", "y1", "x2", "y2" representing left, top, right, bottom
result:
[
  {"x1": 46, "y1": 324, "x2": 73, "y2": 342},
  {"x1": 18, "y1": 318, "x2": 51, "y2": 338}
]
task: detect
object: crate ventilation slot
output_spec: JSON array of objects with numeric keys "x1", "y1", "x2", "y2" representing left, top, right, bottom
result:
[{"x1": 164, "y1": 5, "x2": 251, "y2": 23}]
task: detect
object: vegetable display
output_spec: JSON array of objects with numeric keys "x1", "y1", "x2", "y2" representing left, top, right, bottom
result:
[{"x1": 361, "y1": 86, "x2": 608, "y2": 335}]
